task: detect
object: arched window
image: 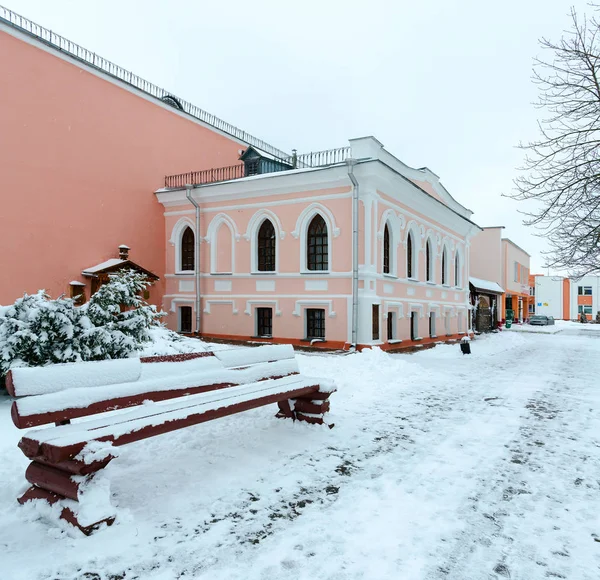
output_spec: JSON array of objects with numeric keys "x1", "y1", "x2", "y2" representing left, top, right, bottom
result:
[
  {"x1": 181, "y1": 227, "x2": 195, "y2": 271},
  {"x1": 442, "y1": 247, "x2": 448, "y2": 285},
  {"x1": 407, "y1": 232, "x2": 414, "y2": 278},
  {"x1": 257, "y1": 219, "x2": 276, "y2": 271},
  {"x1": 426, "y1": 239, "x2": 432, "y2": 282},
  {"x1": 307, "y1": 215, "x2": 328, "y2": 271},
  {"x1": 383, "y1": 224, "x2": 390, "y2": 274},
  {"x1": 454, "y1": 253, "x2": 461, "y2": 287}
]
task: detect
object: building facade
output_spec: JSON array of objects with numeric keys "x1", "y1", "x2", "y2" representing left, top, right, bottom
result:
[
  {"x1": 156, "y1": 138, "x2": 481, "y2": 349},
  {"x1": 0, "y1": 7, "x2": 287, "y2": 306},
  {"x1": 501, "y1": 238, "x2": 532, "y2": 322},
  {"x1": 469, "y1": 228, "x2": 533, "y2": 324},
  {"x1": 532, "y1": 275, "x2": 600, "y2": 321}
]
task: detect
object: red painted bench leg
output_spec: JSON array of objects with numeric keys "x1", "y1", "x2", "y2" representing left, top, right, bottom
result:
[
  {"x1": 275, "y1": 386, "x2": 336, "y2": 426},
  {"x1": 18, "y1": 486, "x2": 115, "y2": 535},
  {"x1": 19, "y1": 459, "x2": 116, "y2": 535}
]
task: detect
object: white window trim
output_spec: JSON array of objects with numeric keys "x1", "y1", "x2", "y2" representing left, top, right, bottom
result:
[
  {"x1": 293, "y1": 299, "x2": 336, "y2": 318},
  {"x1": 297, "y1": 210, "x2": 334, "y2": 275},
  {"x1": 169, "y1": 217, "x2": 197, "y2": 275},
  {"x1": 169, "y1": 297, "x2": 195, "y2": 314},
  {"x1": 454, "y1": 248, "x2": 462, "y2": 289},
  {"x1": 425, "y1": 236, "x2": 436, "y2": 283},
  {"x1": 379, "y1": 210, "x2": 402, "y2": 277},
  {"x1": 441, "y1": 245, "x2": 449, "y2": 286},
  {"x1": 384, "y1": 301, "x2": 405, "y2": 319},
  {"x1": 405, "y1": 228, "x2": 419, "y2": 280},
  {"x1": 244, "y1": 300, "x2": 282, "y2": 316},
  {"x1": 381, "y1": 221, "x2": 398, "y2": 276},
  {"x1": 177, "y1": 305, "x2": 194, "y2": 333},
  {"x1": 245, "y1": 210, "x2": 285, "y2": 274},
  {"x1": 386, "y1": 310, "x2": 397, "y2": 341},
  {"x1": 206, "y1": 213, "x2": 240, "y2": 274},
  {"x1": 304, "y1": 307, "x2": 327, "y2": 341}
]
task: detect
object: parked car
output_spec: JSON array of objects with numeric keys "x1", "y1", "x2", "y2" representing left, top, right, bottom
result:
[{"x1": 529, "y1": 315, "x2": 555, "y2": 326}]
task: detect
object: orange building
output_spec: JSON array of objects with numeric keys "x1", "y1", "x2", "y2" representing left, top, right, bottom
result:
[{"x1": 0, "y1": 7, "x2": 288, "y2": 307}]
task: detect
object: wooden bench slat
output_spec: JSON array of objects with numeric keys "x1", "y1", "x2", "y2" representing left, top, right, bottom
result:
[
  {"x1": 12, "y1": 358, "x2": 300, "y2": 428},
  {"x1": 21, "y1": 375, "x2": 312, "y2": 446},
  {"x1": 23, "y1": 377, "x2": 320, "y2": 464},
  {"x1": 6, "y1": 358, "x2": 143, "y2": 397},
  {"x1": 212, "y1": 344, "x2": 295, "y2": 367}
]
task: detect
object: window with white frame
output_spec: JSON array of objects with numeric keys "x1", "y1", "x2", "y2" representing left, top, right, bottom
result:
[
  {"x1": 306, "y1": 308, "x2": 326, "y2": 339},
  {"x1": 387, "y1": 311, "x2": 396, "y2": 340},
  {"x1": 179, "y1": 306, "x2": 192, "y2": 333},
  {"x1": 441, "y1": 247, "x2": 449, "y2": 285},
  {"x1": 579, "y1": 305, "x2": 593, "y2": 315},
  {"x1": 429, "y1": 312, "x2": 436, "y2": 337},
  {"x1": 383, "y1": 224, "x2": 391, "y2": 275},
  {"x1": 256, "y1": 307, "x2": 273, "y2": 337},
  {"x1": 307, "y1": 215, "x2": 328, "y2": 271},
  {"x1": 257, "y1": 219, "x2": 276, "y2": 272},
  {"x1": 578, "y1": 286, "x2": 592, "y2": 295},
  {"x1": 454, "y1": 252, "x2": 461, "y2": 287},
  {"x1": 407, "y1": 231, "x2": 417, "y2": 279},
  {"x1": 426, "y1": 238, "x2": 433, "y2": 282},
  {"x1": 181, "y1": 227, "x2": 195, "y2": 272}
]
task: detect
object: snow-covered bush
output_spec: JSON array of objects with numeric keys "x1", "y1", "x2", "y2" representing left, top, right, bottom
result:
[
  {"x1": 0, "y1": 291, "x2": 87, "y2": 377},
  {"x1": 0, "y1": 270, "x2": 164, "y2": 380},
  {"x1": 81, "y1": 270, "x2": 164, "y2": 360}
]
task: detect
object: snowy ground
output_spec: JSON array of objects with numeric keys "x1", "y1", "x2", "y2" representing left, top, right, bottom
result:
[
  {"x1": 506, "y1": 320, "x2": 600, "y2": 334},
  {"x1": 1, "y1": 329, "x2": 599, "y2": 580}
]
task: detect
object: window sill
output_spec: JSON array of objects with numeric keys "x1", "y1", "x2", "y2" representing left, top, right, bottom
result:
[
  {"x1": 412, "y1": 337, "x2": 423, "y2": 341},
  {"x1": 442, "y1": 284, "x2": 451, "y2": 288},
  {"x1": 407, "y1": 277, "x2": 420, "y2": 284},
  {"x1": 300, "y1": 271, "x2": 330, "y2": 275},
  {"x1": 426, "y1": 281, "x2": 436, "y2": 286},
  {"x1": 252, "y1": 335, "x2": 273, "y2": 340},
  {"x1": 302, "y1": 338, "x2": 327, "y2": 343},
  {"x1": 175, "y1": 271, "x2": 195, "y2": 276},
  {"x1": 383, "y1": 273, "x2": 398, "y2": 279},
  {"x1": 251, "y1": 271, "x2": 277, "y2": 275},
  {"x1": 430, "y1": 335, "x2": 438, "y2": 339},
  {"x1": 388, "y1": 339, "x2": 403, "y2": 344},
  {"x1": 210, "y1": 272, "x2": 233, "y2": 276}
]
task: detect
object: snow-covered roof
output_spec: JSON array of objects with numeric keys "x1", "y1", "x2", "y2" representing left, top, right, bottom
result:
[
  {"x1": 69, "y1": 280, "x2": 86, "y2": 286},
  {"x1": 82, "y1": 258, "x2": 126, "y2": 275},
  {"x1": 241, "y1": 145, "x2": 289, "y2": 164},
  {"x1": 469, "y1": 276, "x2": 504, "y2": 295}
]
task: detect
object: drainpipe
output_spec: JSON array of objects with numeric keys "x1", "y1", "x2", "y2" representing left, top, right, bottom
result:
[
  {"x1": 185, "y1": 184, "x2": 201, "y2": 335},
  {"x1": 346, "y1": 159, "x2": 359, "y2": 349}
]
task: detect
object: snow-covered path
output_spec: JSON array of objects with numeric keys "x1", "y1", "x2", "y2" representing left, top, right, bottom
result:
[{"x1": 1, "y1": 329, "x2": 599, "y2": 580}]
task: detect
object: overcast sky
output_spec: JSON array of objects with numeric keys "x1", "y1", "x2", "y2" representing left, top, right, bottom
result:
[{"x1": 6, "y1": 0, "x2": 593, "y2": 273}]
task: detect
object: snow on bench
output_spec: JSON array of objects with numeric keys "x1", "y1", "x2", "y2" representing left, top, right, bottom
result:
[{"x1": 7, "y1": 344, "x2": 336, "y2": 535}]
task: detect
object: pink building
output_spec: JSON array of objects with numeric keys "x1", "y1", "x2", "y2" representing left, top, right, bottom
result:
[
  {"x1": 470, "y1": 226, "x2": 532, "y2": 325},
  {"x1": 2, "y1": 7, "x2": 484, "y2": 350},
  {"x1": 157, "y1": 137, "x2": 481, "y2": 349}
]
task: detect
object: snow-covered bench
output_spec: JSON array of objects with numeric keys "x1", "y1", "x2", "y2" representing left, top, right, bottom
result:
[{"x1": 6, "y1": 344, "x2": 335, "y2": 535}]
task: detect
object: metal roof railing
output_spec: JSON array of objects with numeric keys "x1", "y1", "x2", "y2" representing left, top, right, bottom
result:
[
  {"x1": 0, "y1": 4, "x2": 290, "y2": 160},
  {"x1": 164, "y1": 146, "x2": 352, "y2": 188}
]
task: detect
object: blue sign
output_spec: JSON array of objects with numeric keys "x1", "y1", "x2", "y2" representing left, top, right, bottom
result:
[{"x1": 537, "y1": 302, "x2": 542, "y2": 307}]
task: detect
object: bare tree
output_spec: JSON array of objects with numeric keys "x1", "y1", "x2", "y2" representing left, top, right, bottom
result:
[{"x1": 510, "y1": 5, "x2": 600, "y2": 275}]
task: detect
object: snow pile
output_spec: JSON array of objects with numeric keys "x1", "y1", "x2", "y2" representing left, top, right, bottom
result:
[
  {"x1": 9, "y1": 358, "x2": 142, "y2": 397},
  {"x1": 2, "y1": 330, "x2": 600, "y2": 579}
]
